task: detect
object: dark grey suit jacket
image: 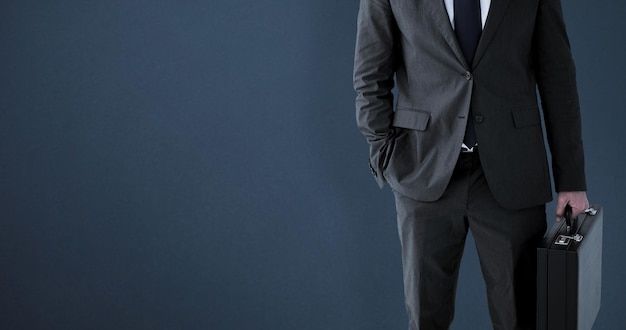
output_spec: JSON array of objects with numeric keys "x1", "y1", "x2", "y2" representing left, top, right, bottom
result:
[{"x1": 354, "y1": 0, "x2": 586, "y2": 209}]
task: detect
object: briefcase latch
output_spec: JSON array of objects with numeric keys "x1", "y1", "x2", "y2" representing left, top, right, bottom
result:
[{"x1": 555, "y1": 234, "x2": 584, "y2": 246}]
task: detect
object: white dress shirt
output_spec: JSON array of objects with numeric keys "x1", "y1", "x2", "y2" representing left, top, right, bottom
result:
[{"x1": 444, "y1": 0, "x2": 491, "y2": 29}]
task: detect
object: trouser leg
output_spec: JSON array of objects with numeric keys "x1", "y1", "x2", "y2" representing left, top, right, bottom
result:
[
  {"x1": 393, "y1": 152, "x2": 547, "y2": 330},
  {"x1": 393, "y1": 154, "x2": 474, "y2": 330},
  {"x1": 466, "y1": 154, "x2": 547, "y2": 330}
]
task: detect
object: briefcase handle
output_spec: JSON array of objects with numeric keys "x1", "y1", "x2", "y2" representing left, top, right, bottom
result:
[
  {"x1": 564, "y1": 205, "x2": 599, "y2": 235},
  {"x1": 564, "y1": 204, "x2": 575, "y2": 235}
]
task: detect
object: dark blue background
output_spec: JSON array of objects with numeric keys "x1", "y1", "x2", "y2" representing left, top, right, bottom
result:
[{"x1": 1, "y1": 1, "x2": 624, "y2": 329}]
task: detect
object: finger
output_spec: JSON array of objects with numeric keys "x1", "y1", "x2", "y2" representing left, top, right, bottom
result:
[
  {"x1": 555, "y1": 197, "x2": 569, "y2": 222},
  {"x1": 570, "y1": 202, "x2": 584, "y2": 218},
  {"x1": 569, "y1": 199, "x2": 590, "y2": 219},
  {"x1": 570, "y1": 207, "x2": 582, "y2": 220}
]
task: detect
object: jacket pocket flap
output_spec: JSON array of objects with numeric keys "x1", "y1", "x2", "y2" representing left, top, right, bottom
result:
[
  {"x1": 393, "y1": 108, "x2": 430, "y2": 131},
  {"x1": 512, "y1": 106, "x2": 540, "y2": 128}
]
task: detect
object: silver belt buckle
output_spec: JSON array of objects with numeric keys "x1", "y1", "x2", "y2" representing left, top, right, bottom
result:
[{"x1": 461, "y1": 145, "x2": 475, "y2": 153}]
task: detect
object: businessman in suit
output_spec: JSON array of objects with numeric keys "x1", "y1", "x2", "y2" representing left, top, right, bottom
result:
[{"x1": 353, "y1": 0, "x2": 588, "y2": 329}]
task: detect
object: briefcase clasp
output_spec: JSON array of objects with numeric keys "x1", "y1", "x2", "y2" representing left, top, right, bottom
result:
[
  {"x1": 554, "y1": 234, "x2": 584, "y2": 246},
  {"x1": 585, "y1": 207, "x2": 598, "y2": 216}
]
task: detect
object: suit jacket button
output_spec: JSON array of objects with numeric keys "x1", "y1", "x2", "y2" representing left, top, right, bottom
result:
[
  {"x1": 474, "y1": 115, "x2": 484, "y2": 123},
  {"x1": 464, "y1": 71, "x2": 472, "y2": 80}
]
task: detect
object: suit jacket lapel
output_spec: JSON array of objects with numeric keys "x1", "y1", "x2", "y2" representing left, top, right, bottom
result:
[
  {"x1": 423, "y1": 0, "x2": 469, "y2": 68},
  {"x1": 473, "y1": 0, "x2": 511, "y2": 67},
  {"x1": 423, "y1": 0, "x2": 512, "y2": 69}
]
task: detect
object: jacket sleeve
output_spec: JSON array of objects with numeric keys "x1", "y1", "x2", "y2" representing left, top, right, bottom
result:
[
  {"x1": 353, "y1": 0, "x2": 398, "y2": 188},
  {"x1": 533, "y1": 0, "x2": 587, "y2": 192}
]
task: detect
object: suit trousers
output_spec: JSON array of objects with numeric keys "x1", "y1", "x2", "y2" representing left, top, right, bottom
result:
[{"x1": 392, "y1": 151, "x2": 546, "y2": 330}]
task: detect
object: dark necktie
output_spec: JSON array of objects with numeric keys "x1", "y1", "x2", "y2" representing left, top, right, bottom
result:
[{"x1": 454, "y1": 0, "x2": 481, "y2": 147}]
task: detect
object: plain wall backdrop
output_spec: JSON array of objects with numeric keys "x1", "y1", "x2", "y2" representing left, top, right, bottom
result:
[{"x1": 1, "y1": 0, "x2": 624, "y2": 329}]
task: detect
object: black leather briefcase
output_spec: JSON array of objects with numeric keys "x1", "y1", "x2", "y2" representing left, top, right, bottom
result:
[{"x1": 537, "y1": 205, "x2": 603, "y2": 330}]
